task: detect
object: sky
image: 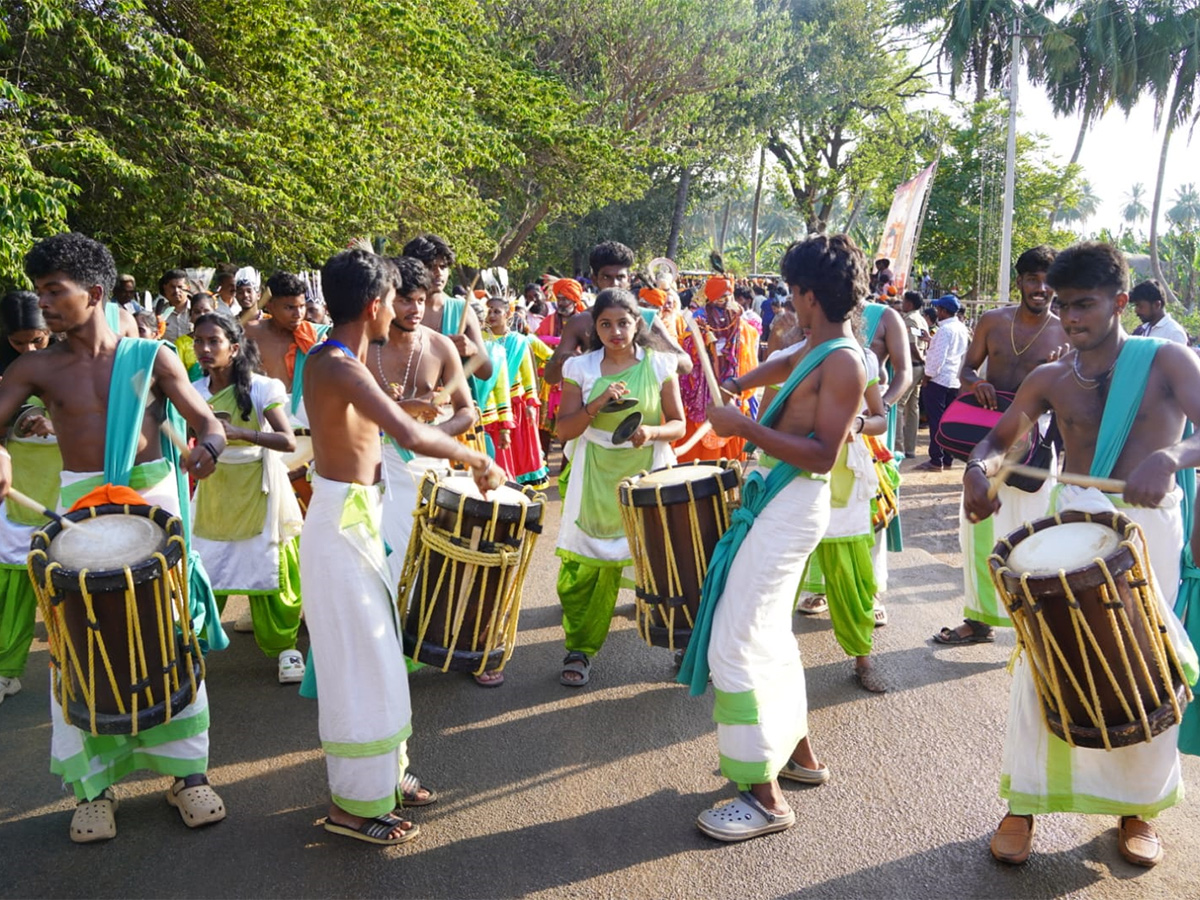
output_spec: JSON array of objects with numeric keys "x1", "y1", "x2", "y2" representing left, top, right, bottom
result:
[{"x1": 1014, "y1": 68, "x2": 1196, "y2": 237}]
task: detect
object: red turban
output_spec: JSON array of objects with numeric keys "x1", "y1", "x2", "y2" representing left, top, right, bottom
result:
[
  {"x1": 552, "y1": 278, "x2": 585, "y2": 310},
  {"x1": 639, "y1": 287, "x2": 666, "y2": 307},
  {"x1": 704, "y1": 275, "x2": 733, "y2": 302}
]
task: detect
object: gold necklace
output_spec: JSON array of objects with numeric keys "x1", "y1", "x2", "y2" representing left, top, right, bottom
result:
[
  {"x1": 1070, "y1": 351, "x2": 1116, "y2": 390},
  {"x1": 1010, "y1": 309, "x2": 1052, "y2": 356}
]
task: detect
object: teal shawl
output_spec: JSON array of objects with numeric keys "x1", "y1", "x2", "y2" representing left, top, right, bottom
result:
[
  {"x1": 863, "y1": 303, "x2": 903, "y2": 550},
  {"x1": 1088, "y1": 336, "x2": 1200, "y2": 753},
  {"x1": 678, "y1": 336, "x2": 859, "y2": 695},
  {"x1": 109, "y1": 339, "x2": 227, "y2": 652}
]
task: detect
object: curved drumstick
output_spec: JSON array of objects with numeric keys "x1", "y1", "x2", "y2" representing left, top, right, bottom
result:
[
  {"x1": 432, "y1": 352, "x2": 487, "y2": 406},
  {"x1": 683, "y1": 312, "x2": 724, "y2": 407},
  {"x1": 673, "y1": 422, "x2": 712, "y2": 458}
]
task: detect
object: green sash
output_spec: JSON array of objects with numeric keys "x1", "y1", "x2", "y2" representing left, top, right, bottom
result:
[
  {"x1": 107, "y1": 340, "x2": 228, "y2": 651},
  {"x1": 862, "y1": 302, "x2": 902, "y2": 548},
  {"x1": 104, "y1": 302, "x2": 121, "y2": 332},
  {"x1": 679, "y1": 336, "x2": 859, "y2": 695},
  {"x1": 441, "y1": 297, "x2": 466, "y2": 337}
]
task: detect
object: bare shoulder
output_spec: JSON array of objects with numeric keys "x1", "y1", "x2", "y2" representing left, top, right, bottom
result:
[
  {"x1": 975, "y1": 307, "x2": 1010, "y2": 331},
  {"x1": 423, "y1": 327, "x2": 457, "y2": 358},
  {"x1": 565, "y1": 314, "x2": 591, "y2": 339},
  {"x1": 1153, "y1": 340, "x2": 1200, "y2": 386}
]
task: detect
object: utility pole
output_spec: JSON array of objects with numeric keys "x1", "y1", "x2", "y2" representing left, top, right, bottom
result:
[{"x1": 997, "y1": 27, "x2": 1020, "y2": 304}]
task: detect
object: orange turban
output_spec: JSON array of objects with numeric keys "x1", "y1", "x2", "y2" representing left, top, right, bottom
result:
[
  {"x1": 704, "y1": 275, "x2": 733, "y2": 302},
  {"x1": 473, "y1": 289, "x2": 488, "y2": 300},
  {"x1": 639, "y1": 287, "x2": 666, "y2": 307},
  {"x1": 552, "y1": 278, "x2": 585, "y2": 310}
]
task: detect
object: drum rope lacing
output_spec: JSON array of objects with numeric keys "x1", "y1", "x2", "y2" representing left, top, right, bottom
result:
[
  {"x1": 28, "y1": 506, "x2": 202, "y2": 736},
  {"x1": 619, "y1": 461, "x2": 742, "y2": 653},
  {"x1": 395, "y1": 472, "x2": 544, "y2": 676},
  {"x1": 989, "y1": 512, "x2": 1191, "y2": 750}
]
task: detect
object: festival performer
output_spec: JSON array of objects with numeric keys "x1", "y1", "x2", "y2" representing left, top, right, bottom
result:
[
  {"x1": 543, "y1": 242, "x2": 693, "y2": 389},
  {"x1": 0, "y1": 233, "x2": 228, "y2": 842},
  {"x1": 300, "y1": 249, "x2": 503, "y2": 846},
  {"x1": 675, "y1": 275, "x2": 760, "y2": 463},
  {"x1": 678, "y1": 233, "x2": 868, "y2": 842},
  {"x1": 0, "y1": 291, "x2": 57, "y2": 708},
  {"x1": 486, "y1": 296, "x2": 550, "y2": 489},
  {"x1": 244, "y1": 271, "x2": 328, "y2": 427},
  {"x1": 374, "y1": 257, "x2": 475, "y2": 590},
  {"x1": 401, "y1": 234, "x2": 493, "y2": 380},
  {"x1": 962, "y1": 242, "x2": 1200, "y2": 868},
  {"x1": 233, "y1": 267, "x2": 261, "y2": 322},
  {"x1": 536, "y1": 277, "x2": 585, "y2": 454},
  {"x1": 935, "y1": 246, "x2": 1066, "y2": 646},
  {"x1": 791, "y1": 349, "x2": 890, "y2": 692},
  {"x1": 190, "y1": 312, "x2": 305, "y2": 685},
  {"x1": 554, "y1": 289, "x2": 684, "y2": 687}
]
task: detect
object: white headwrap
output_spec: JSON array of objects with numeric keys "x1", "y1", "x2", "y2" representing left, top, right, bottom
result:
[{"x1": 234, "y1": 266, "x2": 260, "y2": 290}]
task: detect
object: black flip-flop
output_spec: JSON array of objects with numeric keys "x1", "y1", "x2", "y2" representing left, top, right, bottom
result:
[
  {"x1": 324, "y1": 812, "x2": 420, "y2": 845},
  {"x1": 933, "y1": 625, "x2": 995, "y2": 645}
]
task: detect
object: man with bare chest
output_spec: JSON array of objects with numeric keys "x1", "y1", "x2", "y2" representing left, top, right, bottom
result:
[
  {"x1": 400, "y1": 234, "x2": 493, "y2": 381},
  {"x1": 962, "y1": 242, "x2": 1200, "y2": 868},
  {"x1": 679, "y1": 234, "x2": 868, "y2": 842},
  {"x1": 373, "y1": 257, "x2": 476, "y2": 589},
  {"x1": 937, "y1": 245, "x2": 1068, "y2": 644},
  {"x1": 298, "y1": 249, "x2": 502, "y2": 846},
  {"x1": 0, "y1": 233, "x2": 228, "y2": 843},
  {"x1": 244, "y1": 271, "x2": 327, "y2": 426}
]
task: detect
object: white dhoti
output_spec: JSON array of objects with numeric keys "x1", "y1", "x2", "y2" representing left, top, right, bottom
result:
[
  {"x1": 960, "y1": 477, "x2": 1056, "y2": 627},
  {"x1": 301, "y1": 473, "x2": 411, "y2": 818},
  {"x1": 1000, "y1": 485, "x2": 1198, "y2": 816},
  {"x1": 709, "y1": 474, "x2": 830, "y2": 787},
  {"x1": 49, "y1": 465, "x2": 210, "y2": 800}
]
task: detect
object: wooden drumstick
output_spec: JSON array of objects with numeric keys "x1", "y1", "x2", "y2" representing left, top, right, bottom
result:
[
  {"x1": 683, "y1": 313, "x2": 724, "y2": 408},
  {"x1": 5, "y1": 486, "x2": 74, "y2": 529},
  {"x1": 432, "y1": 353, "x2": 487, "y2": 406},
  {"x1": 160, "y1": 419, "x2": 192, "y2": 466},
  {"x1": 992, "y1": 463, "x2": 1126, "y2": 496},
  {"x1": 673, "y1": 421, "x2": 713, "y2": 458}
]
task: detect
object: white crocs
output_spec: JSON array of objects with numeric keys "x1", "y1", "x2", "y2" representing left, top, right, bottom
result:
[
  {"x1": 278, "y1": 649, "x2": 306, "y2": 684},
  {"x1": 167, "y1": 777, "x2": 226, "y2": 828},
  {"x1": 70, "y1": 788, "x2": 118, "y2": 843},
  {"x1": 696, "y1": 791, "x2": 796, "y2": 842},
  {"x1": 0, "y1": 675, "x2": 21, "y2": 704}
]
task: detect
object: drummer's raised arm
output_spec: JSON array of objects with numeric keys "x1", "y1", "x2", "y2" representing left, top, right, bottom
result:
[
  {"x1": 721, "y1": 343, "x2": 802, "y2": 396},
  {"x1": 152, "y1": 344, "x2": 225, "y2": 479}
]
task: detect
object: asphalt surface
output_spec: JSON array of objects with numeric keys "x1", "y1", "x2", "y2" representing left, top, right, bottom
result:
[{"x1": 3, "y1": 460, "x2": 1199, "y2": 899}]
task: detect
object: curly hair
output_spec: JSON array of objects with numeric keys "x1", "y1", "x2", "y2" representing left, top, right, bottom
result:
[
  {"x1": 1046, "y1": 242, "x2": 1128, "y2": 293},
  {"x1": 589, "y1": 241, "x2": 635, "y2": 274},
  {"x1": 321, "y1": 250, "x2": 397, "y2": 325},
  {"x1": 779, "y1": 234, "x2": 868, "y2": 323},
  {"x1": 388, "y1": 256, "x2": 432, "y2": 297},
  {"x1": 401, "y1": 234, "x2": 455, "y2": 268},
  {"x1": 266, "y1": 271, "x2": 307, "y2": 299},
  {"x1": 24, "y1": 233, "x2": 117, "y2": 300}
]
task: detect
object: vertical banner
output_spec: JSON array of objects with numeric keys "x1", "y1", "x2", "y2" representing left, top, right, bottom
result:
[{"x1": 875, "y1": 162, "x2": 937, "y2": 292}]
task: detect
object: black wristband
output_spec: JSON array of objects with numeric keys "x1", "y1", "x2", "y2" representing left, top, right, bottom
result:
[
  {"x1": 965, "y1": 458, "x2": 987, "y2": 475},
  {"x1": 199, "y1": 441, "x2": 220, "y2": 465}
]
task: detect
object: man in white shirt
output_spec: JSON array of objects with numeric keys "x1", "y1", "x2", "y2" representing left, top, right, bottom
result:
[
  {"x1": 1131, "y1": 279, "x2": 1189, "y2": 345},
  {"x1": 155, "y1": 269, "x2": 191, "y2": 342},
  {"x1": 915, "y1": 294, "x2": 969, "y2": 471}
]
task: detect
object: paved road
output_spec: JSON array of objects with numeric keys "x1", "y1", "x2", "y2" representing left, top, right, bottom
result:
[{"x1": 2, "y1": 463, "x2": 1198, "y2": 899}]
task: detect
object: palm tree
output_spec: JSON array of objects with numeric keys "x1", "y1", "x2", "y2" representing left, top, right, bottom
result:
[
  {"x1": 1141, "y1": 1, "x2": 1200, "y2": 302},
  {"x1": 1168, "y1": 183, "x2": 1200, "y2": 229},
  {"x1": 1122, "y1": 182, "x2": 1149, "y2": 229},
  {"x1": 1059, "y1": 179, "x2": 1101, "y2": 232}
]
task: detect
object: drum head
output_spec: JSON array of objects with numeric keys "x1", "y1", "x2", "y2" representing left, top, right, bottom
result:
[
  {"x1": 600, "y1": 397, "x2": 639, "y2": 414},
  {"x1": 1007, "y1": 521, "x2": 1120, "y2": 577},
  {"x1": 48, "y1": 514, "x2": 167, "y2": 571},
  {"x1": 621, "y1": 461, "x2": 740, "y2": 507},
  {"x1": 611, "y1": 411, "x2": 643, "y2": 445},
  {"x1": 436, "y1": 473, "x2": 532, "y2": 507}
]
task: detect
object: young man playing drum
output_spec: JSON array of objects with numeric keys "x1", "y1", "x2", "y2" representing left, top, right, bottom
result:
[
  {"x1": 0, "y1": 233, "x2": 229, "y2": 842},
  {"x1": 963, "y1": 241, "x2": 1200, "y2": 868},
  {"x1": 300, "y1": 249, "x2": 503, "y2": 846},
  {"x1": 936, "y1": 245, "x2": 1067, "y2": 645},
  {"x1": 678, "y1": 233, "x2": 868, "y2": 842}
]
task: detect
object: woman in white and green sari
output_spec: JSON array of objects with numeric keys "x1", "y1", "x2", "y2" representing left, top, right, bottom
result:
[{"x1": 554, "y1": 289, "x2": 684, "y2": 686}]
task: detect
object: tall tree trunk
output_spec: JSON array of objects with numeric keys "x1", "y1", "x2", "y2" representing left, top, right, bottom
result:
[
  {"x1": 749, "y1": 146, "x2": 766, "y2": 274},
  {"x1": 717, "y1": 197, "x2": 732, "y2": 254},
  {"x1": 1049, "y1": 114, "x2": 1089, "y2": 230},
  {"x1": 667, "y1": 168, "x2": 691, "y2": 260},
  {"x1": 492, "y1": 199, "x2": 552, "y2": 268},
  {"x1": 1149, "y1": 123, "x2": 1179, "y2": 304}
]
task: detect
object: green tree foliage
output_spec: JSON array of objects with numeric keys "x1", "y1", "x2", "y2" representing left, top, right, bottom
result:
[{"x1": 915, "y1": 101, "x2": 1080, "y2": 299}]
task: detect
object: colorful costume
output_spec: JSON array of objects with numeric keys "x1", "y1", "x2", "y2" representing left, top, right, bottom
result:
[
  {"x1": 489, "y1": 331, "x2": 550, "y2": 489},
  {"x1": 192, "y1": 375, "x2": 303, "y2": 657},
  {"x1": 284, "y1": 320, "x2": 331, "y2": 428},
  {"x1": 0, "y1": 401, "x2": 61, "y2": 682},
  {"x1": 1001, "y1": 338, "x2": 1198, "y2": 815},
  {"x1": 301, "y1": 472, "x2": 412, "y2": 817},
  {"x1": 680, "y1": 338, "x2": 859, "y2": 785},
  {"x1": 556, "y1": 348, "x2": 676, "y2": 656},
  {"x1": 675, "y1": 306, "x2": 759, "y2": 463},
  {"x1": 535, "y1": 312, "x2": 572, "y2": 440},
  {"x1": 863, "y1": 303, "x2": 904, "y2": 552},
  {"x1": 470, "y1": 342, "x2": 514, "y2": 475}
]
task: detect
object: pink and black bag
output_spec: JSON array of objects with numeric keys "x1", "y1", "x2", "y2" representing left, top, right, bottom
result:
[{"x1": 935, "y1": 391, "x2": 1052, "y2": 492}]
